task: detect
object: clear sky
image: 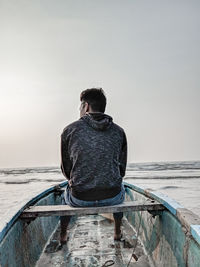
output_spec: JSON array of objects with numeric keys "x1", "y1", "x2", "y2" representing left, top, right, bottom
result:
[{"x1": 0, "y1": 0, "x2": 200, "y2": 168}]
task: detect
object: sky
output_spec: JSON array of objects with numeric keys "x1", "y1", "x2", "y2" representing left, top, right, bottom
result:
[{"x1": 0, "y1": 0, "x2": 200, "y2": 168}]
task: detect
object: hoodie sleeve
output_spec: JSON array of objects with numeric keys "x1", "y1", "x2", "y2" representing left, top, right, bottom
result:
[
  {"x1": 119, "y1": 131, "x2": 127, "y2": 177},
  {"x1": 60, "y1": 131, "x2": 72, "y2": 180}
]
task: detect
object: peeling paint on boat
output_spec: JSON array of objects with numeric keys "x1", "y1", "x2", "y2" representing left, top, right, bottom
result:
[{"x1": 124, "y1": 182, "x2": 200, "y2": 266}]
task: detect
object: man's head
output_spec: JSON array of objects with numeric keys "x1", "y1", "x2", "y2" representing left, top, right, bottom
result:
[{"x1": 79, "y1": 88, "x2": 106, "y2": 117}]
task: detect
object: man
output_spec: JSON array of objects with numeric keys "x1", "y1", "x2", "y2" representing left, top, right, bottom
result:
[{"x1": 60, "y1": 88, "x2": 127, "y2": 244}]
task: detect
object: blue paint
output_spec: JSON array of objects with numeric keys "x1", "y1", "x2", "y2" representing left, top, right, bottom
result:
[
  {"x1": 124, "y1": 182, "x2": 183, "y2": 215},
  {"x1": 161, "y1": 211, "x2": 186, "y2": 266},
  {"x1": 0, "y1": 181, "x2": 67, "y2": 244},
  {"x1": 124, "y1": 185, "x2": 134, "y2": 201},
  {"x1": 0, "y1": 191, "x2": 62, "y2": 267},
  {"x1": 124, "y1": 182, "x2": 146, "y2": 196},
  {"x1": 124, "y1": 182, "x2": 200, "y2": 265},
  {"x1": 147, "y1": 191, "x2": 183, "y2": 215},
  {"x1": 191, "y1": 225, "x2": 200, "y2": 245},
  {"x1": 188, "y1": 237, "x2": 200, "y2": 266}
]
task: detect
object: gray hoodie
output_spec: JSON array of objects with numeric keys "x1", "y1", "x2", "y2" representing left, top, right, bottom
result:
[{"x1": 61, "y1": 112, "x2": 127, "y2": 201}]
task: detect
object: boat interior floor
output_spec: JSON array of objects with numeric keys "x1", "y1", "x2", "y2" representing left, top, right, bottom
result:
[{"x1": 36, "y1": 215, "x2": 150, "y2": 267}]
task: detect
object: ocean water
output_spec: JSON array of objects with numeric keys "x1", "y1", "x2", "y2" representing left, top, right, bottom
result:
[{"x1": 0, "y1": 161, "x2": 200, "y2": 226}]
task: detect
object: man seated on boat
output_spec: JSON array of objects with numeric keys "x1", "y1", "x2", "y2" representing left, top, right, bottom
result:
[{"x1": 60, "y1": 88, "x2": 127, "y2": 244}]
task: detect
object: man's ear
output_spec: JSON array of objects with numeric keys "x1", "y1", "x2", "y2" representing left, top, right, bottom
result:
[{"x1": 85, "y1": 102, "x2": 89, "y2": 112}]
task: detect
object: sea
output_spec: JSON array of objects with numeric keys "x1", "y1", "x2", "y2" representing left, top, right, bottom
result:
[{"x1": 0, "y1": 161, "x2": 200, "y2": 226}]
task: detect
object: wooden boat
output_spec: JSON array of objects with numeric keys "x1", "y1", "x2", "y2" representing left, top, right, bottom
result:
[{"x1": 0, "y1": 181, "x2": 200, "y2": 266}]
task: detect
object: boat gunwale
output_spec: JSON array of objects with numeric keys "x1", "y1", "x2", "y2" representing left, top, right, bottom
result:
[{"x1": 123, "y1": 181, "x2": 200, "y2": 246}]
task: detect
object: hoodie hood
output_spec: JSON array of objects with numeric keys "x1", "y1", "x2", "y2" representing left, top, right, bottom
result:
[{"x1": 81, "y1": 112, "x2": 113, "y2": 131}]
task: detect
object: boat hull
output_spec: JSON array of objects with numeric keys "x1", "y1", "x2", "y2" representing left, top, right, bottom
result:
[
  {"x1": 0, "y1": 182, "x2": 200, "y2": 266},
  {"x1": 0, "y1": 185, "x2": 64, "y2": 267},
  {"x1": 124, "y1": 182, "x2": 200, "y2": 267}
]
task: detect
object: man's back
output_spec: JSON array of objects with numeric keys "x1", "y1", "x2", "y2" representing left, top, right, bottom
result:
[
  {"x1": 61, "y1": 112, "x2": 127, "y2": 201},
  {"x1": 60, "y1": 88, "x2": 127, "y2": 243}
]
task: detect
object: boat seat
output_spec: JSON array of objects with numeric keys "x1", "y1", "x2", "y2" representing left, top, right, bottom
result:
[{"x1": 20, "y1": 199, "x2": 165, "y2": 219}]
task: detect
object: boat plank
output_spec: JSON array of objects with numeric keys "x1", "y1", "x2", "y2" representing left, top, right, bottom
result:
[{"x1": 20, "y1": 199, "x2": 165, "y2": 218}]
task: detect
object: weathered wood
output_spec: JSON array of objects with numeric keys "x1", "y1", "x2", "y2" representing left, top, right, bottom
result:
[{"x1": 20, "y1": 199, "x2": 165, "y2": 218}]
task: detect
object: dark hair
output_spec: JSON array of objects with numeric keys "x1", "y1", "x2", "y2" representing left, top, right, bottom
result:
[{"x1": 80, "y1": 88, "x2": 106, "y2": 113}]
